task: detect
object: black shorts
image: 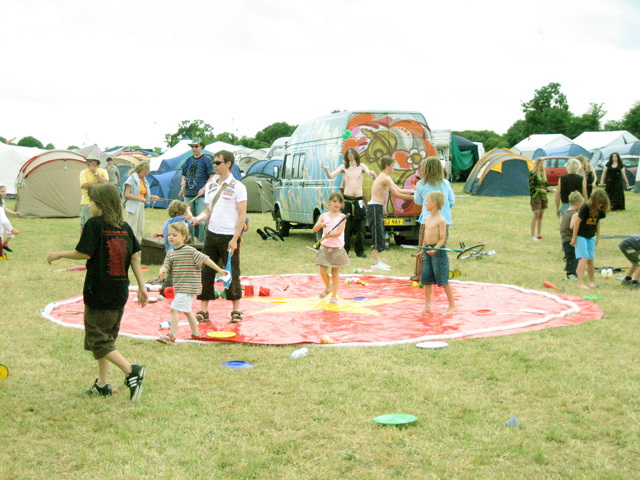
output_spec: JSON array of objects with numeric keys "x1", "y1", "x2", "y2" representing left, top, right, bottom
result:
[
  {"x1": 84, "y1": 306, "x2": 125, "y2": 359},
  {"x1": 366, "y1": 203, "x2": 385, "y2": 252}
]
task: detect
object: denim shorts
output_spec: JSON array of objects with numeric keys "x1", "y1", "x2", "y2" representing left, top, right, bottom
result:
[
  {"x1": 575, "y1": 236, "x2": 595, "y2": 260},
  {"x1": 421, "y1": 244, "x2": 449, "y2": 287}
]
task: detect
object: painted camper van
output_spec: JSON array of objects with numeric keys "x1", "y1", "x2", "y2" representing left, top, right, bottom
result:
[{"x1": 272, "y1": 111, "x2": 436, "y2": 243}]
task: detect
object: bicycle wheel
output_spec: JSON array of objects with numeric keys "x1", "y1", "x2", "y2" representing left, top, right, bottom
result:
[
  {"x1": 457, "y1": 244, "x2": 485, "y2": 260},
  {"x1": 263, "y1": 226, "x2": 284, "y2": 241}
]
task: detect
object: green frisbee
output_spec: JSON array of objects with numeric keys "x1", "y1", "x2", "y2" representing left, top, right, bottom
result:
[
  {"x1": 373, "y1": 414, "x2": 418, "y2": 425},
  {"x1": 582, "y1": 295, "x2": 603, "y2": 300}
]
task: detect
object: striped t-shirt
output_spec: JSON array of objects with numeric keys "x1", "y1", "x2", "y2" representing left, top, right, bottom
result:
[{"x1": 163, "y1": 245, "x2": 209, "y2": 295}]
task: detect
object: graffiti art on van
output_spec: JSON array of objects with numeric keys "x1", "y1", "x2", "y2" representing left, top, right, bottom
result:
[{"x1": 343, "y1": 113, "x2": 436, "y2": 216}]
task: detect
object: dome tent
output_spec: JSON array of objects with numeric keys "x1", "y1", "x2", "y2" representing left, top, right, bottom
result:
[{"x1": 464, "y1": 148, "x2": 533, "y2": 197}]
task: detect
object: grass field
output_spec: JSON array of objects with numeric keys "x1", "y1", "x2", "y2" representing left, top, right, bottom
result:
[{"x1": 1, "y1": 186, "x2": 639, "y2": 479}]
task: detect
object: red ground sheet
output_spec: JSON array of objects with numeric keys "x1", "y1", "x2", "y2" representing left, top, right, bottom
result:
[{"x1": 42, "y1": 274, "x2": 603, "y2": 346}]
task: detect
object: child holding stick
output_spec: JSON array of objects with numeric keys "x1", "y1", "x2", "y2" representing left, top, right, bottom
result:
[
  {"x1": 570, "y1": 189, "x2": 610, "y2": 290},
  {"x1": 157, "y1": 222, "x2": 228, "y2": 344},
  {"x1": 420, "y1": 191, "x2": 456, "y2": 315},
  {"x1": 47, "y1": 183, "x2": 148, "y2": 402},
  {"x1": 313, "y1": 192, "x2": 350, "y2": 304}
]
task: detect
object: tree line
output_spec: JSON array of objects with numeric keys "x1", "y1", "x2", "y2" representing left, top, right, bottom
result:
[{"x1": 2, "y1": 83, "x2": 638, "y2": 153}]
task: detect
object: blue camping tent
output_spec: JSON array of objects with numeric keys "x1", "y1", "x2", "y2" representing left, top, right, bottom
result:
[
  {"x1": 246, "y1": 159, "x2": 282, "y2": 177},
  {"x1": 464, "y1": 148, "x2": 533, "y2": 196},
  {"x1": 532, "y1": 144, "x2": 591, "y2": 160},
  {"x1": 148, "y1": 170, "x2": 183, "y2": 208}
]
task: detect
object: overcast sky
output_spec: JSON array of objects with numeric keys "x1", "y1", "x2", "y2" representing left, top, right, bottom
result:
[{"x1": 1, "y1": 0, "x2": 638, "y2": 150}]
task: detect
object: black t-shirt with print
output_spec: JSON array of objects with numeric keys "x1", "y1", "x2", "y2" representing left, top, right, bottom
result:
[
  {"x1": 576, "y1": 203, "x2": 606, "y2": 239},
  {"x1": 75, "y1": 216, "x2": 141, "y2": 309}
]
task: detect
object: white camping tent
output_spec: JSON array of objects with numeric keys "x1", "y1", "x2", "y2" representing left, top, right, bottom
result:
[
  {"x1": 150, "y1": 137, "x2": 194, "y2": 171},
  {"x1": 511, "y1": 134, "x2": 574, "y2": 159},
  {"x1": 0, "y1": 143, "x2": 46, "y2": 195},
  {"x1": 573, "y1": 131, "x2": 639, "y2": 151}
]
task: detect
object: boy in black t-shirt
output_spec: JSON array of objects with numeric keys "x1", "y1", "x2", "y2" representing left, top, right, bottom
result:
[{"x1": 48, "y1": 184, "x2": 148, "y2": 402}]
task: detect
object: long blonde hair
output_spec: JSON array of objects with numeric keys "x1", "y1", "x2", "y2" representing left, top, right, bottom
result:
[
  {"x1": 532, "y1": 158, "x2": 547, "y2": 182},
  {"x1": 129, "y1": 162, "x2": 150, "y2": 176}
]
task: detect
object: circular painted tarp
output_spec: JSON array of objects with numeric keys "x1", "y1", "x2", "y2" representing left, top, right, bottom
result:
[{"x1": 41, "y1": 275, "x2": 602, "y2": 346}]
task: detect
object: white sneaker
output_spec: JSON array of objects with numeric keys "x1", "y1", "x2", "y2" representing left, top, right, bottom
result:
[
  {"x1": 371, "y1": 263, "x2": 390, "y2": 271},
  {"x1": 379, "y1": 261, "x2": 392, "y2": 269},
  {"x1": 531, "y1": 236, "x2": 538, "y2": 241}
]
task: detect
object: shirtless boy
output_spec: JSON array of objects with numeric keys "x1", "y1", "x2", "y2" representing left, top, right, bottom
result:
[
  {"x1": 420, "y1": 191, "x2": 456, "y2": 314},
  {"x1": 324, "y1": 148, "x2": 376, "y2": 258},
  {"x1": 367, "y1": 156, "x2": 414, "y2": 270}
]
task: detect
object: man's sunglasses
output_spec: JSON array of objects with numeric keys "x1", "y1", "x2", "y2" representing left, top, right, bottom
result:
[{"x1": 213, "y1": 160, "x2": 225, "y2": 165}]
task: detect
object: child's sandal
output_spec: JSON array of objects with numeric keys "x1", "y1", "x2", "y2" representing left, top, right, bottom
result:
[
  {"x1": 230, "y1": 311, "x2": 243, "y2": 323},
  {"x1": 319, "y1": 287, "x2": 331, "y2": 298},
  {"x1": 196, "y1": 311, "x2": 210, "y2": 323}
]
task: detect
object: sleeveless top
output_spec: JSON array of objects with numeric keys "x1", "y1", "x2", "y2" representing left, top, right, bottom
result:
[{"x1": 560, "y1": 174, "x2": 583, "y2": 203}]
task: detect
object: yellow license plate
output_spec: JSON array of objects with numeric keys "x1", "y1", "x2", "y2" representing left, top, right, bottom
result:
[{"x1": 383, "y1": 218, "x2": 404, "y2": 226}]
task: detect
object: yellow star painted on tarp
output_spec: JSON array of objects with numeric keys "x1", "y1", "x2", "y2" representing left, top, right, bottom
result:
[{"x1": 243, "y1": 296, "x2": 419, "y2": 316}]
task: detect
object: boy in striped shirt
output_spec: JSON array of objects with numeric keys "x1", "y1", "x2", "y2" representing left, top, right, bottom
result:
[{"x1": 157, "y1": 222, "x2": 228, "y2": 343}]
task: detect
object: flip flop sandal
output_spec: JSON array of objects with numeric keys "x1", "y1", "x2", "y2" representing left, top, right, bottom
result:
[
  {"x1": 230, "y1": 311, "x2": 243, "y2": 323},
  {"x1": 263, "y1": 226, "x2": 284, "y2": 241},
  {"x1": 196, "y1": 311, "x2": 210, "y2": 323},
  {"x1": 319, "y1": 287, "x2": 331, "y2": 298},
  {"x1": 256, "y1": 229, "x2": 268, "y2": 240}
]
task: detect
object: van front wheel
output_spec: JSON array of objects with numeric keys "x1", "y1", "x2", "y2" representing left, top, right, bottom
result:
[{"x1": 274, "y1": 210, "x2": 290, "y2": 237}]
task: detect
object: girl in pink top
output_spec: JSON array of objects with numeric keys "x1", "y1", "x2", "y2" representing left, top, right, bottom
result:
[{"x1": 313, "y1": 192, "x2": 350, "y2": 304}]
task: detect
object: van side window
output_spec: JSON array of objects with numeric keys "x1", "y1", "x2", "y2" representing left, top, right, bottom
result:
[
  {"x1": 283, "y1": 154, "x2": 292, "y2": 178},
  {"x1": 291, "y1": 153, "x2": 306, "y2": 179}
]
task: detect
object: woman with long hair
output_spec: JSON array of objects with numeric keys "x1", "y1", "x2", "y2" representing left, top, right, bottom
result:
[
  {"x1": 411, "y1": 157, "x2": 455, "y2": 281},
  {"x1": 529, "y1": 157, "x2": 551, "y2": 240},
  {"x1": 600, "y1": 152, "x2": 629, "y2": 211},
  {"x1": 123, "y1": 162, "x2": 159, "y2": 241}
]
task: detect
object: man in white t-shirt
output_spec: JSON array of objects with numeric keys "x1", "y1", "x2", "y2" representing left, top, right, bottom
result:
[{"x1": 191, "y1": 150, "x2": 247, "y2": 323}]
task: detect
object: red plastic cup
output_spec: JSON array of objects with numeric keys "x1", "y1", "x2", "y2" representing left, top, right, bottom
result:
[{"x1": 244, "y1": 284, "x2": 254, "y2": 296}]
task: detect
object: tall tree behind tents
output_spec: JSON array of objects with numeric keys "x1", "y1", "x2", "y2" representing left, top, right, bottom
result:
[
  {"x1": 254, "y1": 122, "x2": 297, "y2": 149},
  {"x1": 165, "y1": 119, "x2": 215, "y2": 148}
]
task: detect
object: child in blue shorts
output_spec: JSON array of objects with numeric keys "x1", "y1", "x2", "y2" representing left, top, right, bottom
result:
[
  {"x1": 420, "y1": 191, "x2": 456, "y2": 314},
  {"x1": 571, "y1": 189, "x2": 610, "y2": 290}
]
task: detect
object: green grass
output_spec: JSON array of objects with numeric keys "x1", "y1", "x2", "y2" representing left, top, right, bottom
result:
[{"x1": 1, "y1": 187, "x2": 639, "y2": 479}]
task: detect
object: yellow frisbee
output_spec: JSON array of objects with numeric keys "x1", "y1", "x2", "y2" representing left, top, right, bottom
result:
[{"x1": 206, "y1": 331, "x2": 237, "y2": 339}]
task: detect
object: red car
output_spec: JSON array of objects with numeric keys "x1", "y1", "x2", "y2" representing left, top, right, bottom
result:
[{"x1": 541, "y1": 156, "x2": 573, "y2": 186}]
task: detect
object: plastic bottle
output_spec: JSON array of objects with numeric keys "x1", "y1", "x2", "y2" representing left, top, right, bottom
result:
[
  {"x1": 290, "y1": 347, "x2": 309, "y2": 359},
  {"x1": 159, "y1": 321, "x2": 171, "y2": 329}
]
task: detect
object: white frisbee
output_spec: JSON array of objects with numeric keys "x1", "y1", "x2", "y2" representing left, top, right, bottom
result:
[{"x1": 416, "y1": 341, "x2": 448, "y2": 349}]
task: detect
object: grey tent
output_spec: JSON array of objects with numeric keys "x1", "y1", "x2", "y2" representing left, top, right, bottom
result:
[{"x1": 242, "y1": 174, "x2": 275, "y2": 213}]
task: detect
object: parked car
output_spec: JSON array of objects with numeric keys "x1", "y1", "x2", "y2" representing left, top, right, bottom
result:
[
  {"x1": 594, "y1": 155, "x2": 638, "y2": 187},
  {"x1": 541, "y1": 156, "x2": 573, "y2": 186}
]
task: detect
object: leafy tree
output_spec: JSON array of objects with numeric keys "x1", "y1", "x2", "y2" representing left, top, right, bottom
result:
[
  {"x1": 44, "y1": 143, "x2": 55, "y2": 150},
  {"x1": 212, "y1": 132, "x2": 239, "y2": 145},
  {"x1": 0, "y1": 136, "x2": 5, "y2": 144},
  {"x1": 567, "y1": 103, "x2": 606, "y2": 138},
  {"x1": 254, "y1": 122, "x2": 297, "y2": 149},
  {"x1": 505, "y1": 119, "x2": 531, "y2": 147},
  {"x1": 164, "y1": 119, "x2": 215, "y2": 148},
  {"x1": 452, "y1": 130, "x2": 508, "y2": 151},
  {"x1": 331, "y1": 109, "x2": 342, "y2": 114},
  {"x1": 522, "y1": 82, "x2": 572, "y2": 135},
  {"x1": 17, "y1": 136, "x2": 44, "y2": 148},
  {"x1": 67, "y1": 145, "x2": 79, "y2": 150},
  {"x1": 153, "y1": 147, "x2": 162, "y2": 155},
  {"x1": 603, "y1": 119, "x2": 624, "y2": 131},
  {"x1": 621, "y1": 100, "x2": 640, "y2": 137}
]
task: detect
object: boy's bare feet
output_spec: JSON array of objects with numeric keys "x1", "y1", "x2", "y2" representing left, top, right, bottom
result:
[
  {"x1": 419, "y1": 306, "x2": 431, "y2": 314},
  {"x1": 577, "y1": 284, "x2": 590, "y2": 290},
  {"x1": 588, "y1": 282, "x2": 597, "y2": 288},
  {"x1": 443, "y1": 306, "x2": 456, "y2": 315}
]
